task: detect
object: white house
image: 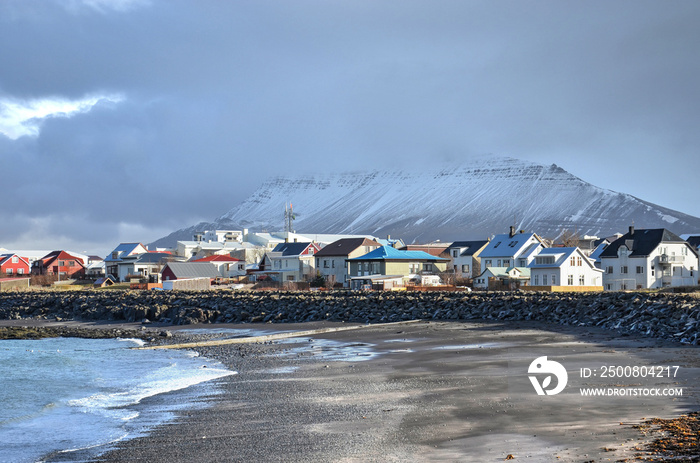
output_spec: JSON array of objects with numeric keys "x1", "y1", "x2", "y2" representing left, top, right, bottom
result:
[
  {"x1": 528, "y1": 247, "x2": 604, "y2": 288},
  {"x1": 262, "y1": 242, "x2": 322, "y2": 282},
  {"x1": 116, "y1": 252, "x2": 177, "y2": 283},
  {"x1": 104, "y1": 243, "x2": 148, "y2": 280},
  {"x1": 445, "y1": 240, "x2": 490, "y2": 279},
  {"x1": 479, "y1": 227, "x2": 546, "y2": 273},
  {"x1": 600, "y1": 227, "x2": 699, "y2": 290}
]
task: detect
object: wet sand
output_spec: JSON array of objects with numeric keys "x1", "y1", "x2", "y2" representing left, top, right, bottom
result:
[{"x1": 36, "y1": 320, "x2": 699, "y2": 462}]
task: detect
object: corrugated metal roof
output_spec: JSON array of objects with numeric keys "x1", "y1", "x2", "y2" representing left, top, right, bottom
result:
[
  {"x1": 163, "y1": 262, "x2": 219, "y2": 279},
  {"x1": 349, "y1": 246, "x2": 448, "y2": 261}
]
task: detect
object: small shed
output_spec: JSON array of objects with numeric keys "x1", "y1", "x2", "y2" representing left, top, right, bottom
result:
[{"x1": 93, "y1": 275, "x2": 116, "y2": 288}]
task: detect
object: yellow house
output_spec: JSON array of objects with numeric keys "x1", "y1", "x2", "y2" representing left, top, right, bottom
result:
[{"x1": 347, "y1": 246, "x2": 449, "y2": 290}]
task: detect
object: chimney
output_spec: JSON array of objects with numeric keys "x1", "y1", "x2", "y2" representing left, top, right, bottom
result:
[
  {"x1": 629, "y1": 225, "x2": 635, "y2": 236},
  {"x1": 509, "y1": 226, "x2": 516, "y2": 238}
]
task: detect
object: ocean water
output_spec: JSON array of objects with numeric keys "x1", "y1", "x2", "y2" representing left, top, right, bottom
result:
[{"x1": 0, "y1": 337, "x2": 235, "y2": 463}]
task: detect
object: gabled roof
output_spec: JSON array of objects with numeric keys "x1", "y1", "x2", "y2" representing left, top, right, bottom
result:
[
  {"x1": 193, "y1": 255, "x2": 241, "y2": 262},
  {"x1": 528, "y1": 247, "x2": 575, "y2": 269},
  {"x1": 349, "y1": 246, "x2": 448, "y2": 261},
  {"x1": 479, "y1": 232, "x2": 544, "y2": 258},
  {"x1": 39, "y1": 250, "x2": 85, "y2": 266},
  {"x1": 599, "y1": 228, "x2": 693, "y2": 258},
  {"x1": 271, "y1": 242, "x2": 316, "y2": 256},
  {"x1": 686, "y1": 235, "x2": 700, "y2": 249},
  {"x1": 162, "y1": 262, "x2": 219, "y2": 279},
  {"x1": 447, "y1": 240, "x2": 490, "y2": 257},
  {"x1": 315, "y1": 238, "x2": 381, "y2": 257},
  {"x1": 0, "y1": 254, "x2": 30, "y2": 267},
  {"x1": 104, "y1": 243, "x2": 146, "y2": 262},
  {"x1": 589, "y1": 241, "x2": 609, "y2": 262}
]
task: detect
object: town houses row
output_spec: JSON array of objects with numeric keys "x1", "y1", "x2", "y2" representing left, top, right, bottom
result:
[{"x1": 1, "y1": 225, "x2": 698, "y2": 291}]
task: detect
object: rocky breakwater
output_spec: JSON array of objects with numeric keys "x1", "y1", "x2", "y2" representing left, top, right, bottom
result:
[{"x1": 0, "y1": 290, "x2": 698, "y2": 344}]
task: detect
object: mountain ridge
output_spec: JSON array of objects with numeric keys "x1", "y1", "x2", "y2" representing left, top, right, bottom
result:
[{"x1": 151, "y1": 157, "x2": 700, "y2": 248}]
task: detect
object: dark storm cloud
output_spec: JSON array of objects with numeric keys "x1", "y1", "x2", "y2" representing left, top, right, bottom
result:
[{"x1": 1, "y1": 0, "x2": 699, "y2": 254}]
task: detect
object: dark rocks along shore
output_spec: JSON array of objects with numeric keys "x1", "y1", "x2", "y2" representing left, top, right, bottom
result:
[{"x1": 0, "y1": 290, "x2": 698, "y2": 345}]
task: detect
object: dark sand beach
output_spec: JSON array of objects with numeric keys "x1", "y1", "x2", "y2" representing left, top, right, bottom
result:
[{"x1": 26, "y1": 319, "x2": 692, "y2": 463}]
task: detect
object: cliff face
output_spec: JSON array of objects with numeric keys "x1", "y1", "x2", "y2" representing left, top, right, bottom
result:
[{"x1": 152, "y1": 157, "x2": 700, "y2": 247}]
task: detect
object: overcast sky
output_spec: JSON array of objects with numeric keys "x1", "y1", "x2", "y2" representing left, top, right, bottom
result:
[{"x1": 1, "y1": 0, "x2": 699, "y2": 256}]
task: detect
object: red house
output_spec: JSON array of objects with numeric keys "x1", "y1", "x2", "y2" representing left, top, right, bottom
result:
[
  {"x1": 32, "y1": 251, "x2": 86, "y2": 278},
  {"x1": 0, "y1": 254, "x2": 31, "y2": 277}
]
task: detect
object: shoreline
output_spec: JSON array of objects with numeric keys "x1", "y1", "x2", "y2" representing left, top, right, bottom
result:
[{"x1": 32, "y1": 319, "x2": 696, "y2": 463}]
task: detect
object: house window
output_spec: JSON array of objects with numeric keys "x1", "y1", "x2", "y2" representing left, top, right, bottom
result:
[
  {"x1": 18, "y1": 268, "x2": 24, "y2": 275},
  {"x1": 577, "y1": 257, "x2": 582, "y2": 266},
  {"x1": 371, "y1": 262, "x2": 380, "y2": 274},
  {"x1": 567, "y1": 275, "x2": 573, "y2": 285},
  {"x1": 462, "y1": 264, "x2": 469, "y2": 273},
  {"x1": 238, "y1": 264, "x2": 244, "y2": 271},
  {"x1": 621, "y1": 283, "x2": 627, "y2": 290},
  {"x1": 331, "y1": 260, "x2": 335, "y2": 268},
  {"x1": 69, "y1": 261, "x2": 75, "y2": 267},
  {"x1": 551, "y1": 275, "x2": 556, "y2": 285},
  {"x1": 59, "y1": 261, "x2": 65, "y2": 266},
  {"x1": 323, "y1": 260, "x2": 329, "y2": 268},
  {"x1": 636, "y1": 266, "x2": 644, "y2": 274},
  {"x1": 621, "y1": 266, "x2": 628, "y2": 274},
  {"x1": 534, "y1": 274, "x2": 539, "y2": 285},
  {"x1": 6, "y1": 268, "x2": 13, "y2": 274},
  {"x1": 453, "y1": 250, "x2": 459, "y2": 258},
  {"x1": 579, "y1": 275, "x2": 585, "y2": 285},
  {"x1": 503, "y1": 259, "x2": 510, "y2": 267},
  {"x1": 497, "y1": 260, "x2": 501, "y2": 266},
  {"x1": 543, "y1": 274, "x2": 548, "y2": 285},
  {"x1": 651, "y1": 266, "x2": 655, "y2": 277},
  {"x1": 570, "y1": 257, "x2": 576, "y2": 266},
  {"x1": 485, "y1": 260, "x2": 492, "y2": 266},
  {"x1": 11, "y1": 256, "x2": 18, "y2": 263},
  {"x1": 425, "y1": 264, "x2": 433, "y2": 272},
  {"x1": 519, "y1": 259, "x2": 527, "y2": 267},
  {"x1": 606, "y1": 266, "x2": 613, "y2": 274},
  {"x1": 682, "y1": 247, "x2": 688, "y2": 256}
]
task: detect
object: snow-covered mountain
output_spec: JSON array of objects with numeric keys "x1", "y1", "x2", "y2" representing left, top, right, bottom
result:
[{"x1": 152, "y1": 157, "x2": 700, "y2": 247}]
